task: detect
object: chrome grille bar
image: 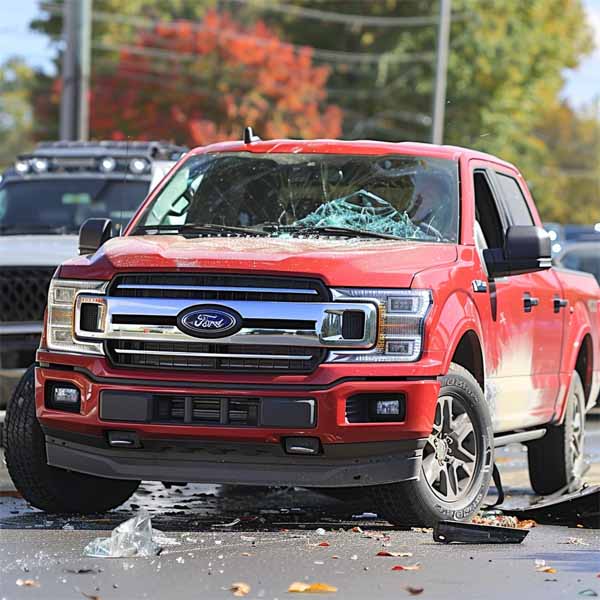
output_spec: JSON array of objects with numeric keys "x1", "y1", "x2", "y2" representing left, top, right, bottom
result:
[
  {"x1": 76, "y1": 297, "x2": 378, "y2": 349},
  {"x1": 116, "y1": 284, "x2": 319, "y2": 295},
  {"x1": 113, "y1": 348, "x2": 314, "y2": 360}
]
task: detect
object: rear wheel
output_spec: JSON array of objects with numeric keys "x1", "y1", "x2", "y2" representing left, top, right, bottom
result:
[
  {"x1": 4, "y1": 366, "x2": 140, "y2": 514},
  {"x1": 370, "y1": 364, "x2": 494, "y2": 527},
  {"x1": 528, "y1": 371, "x2": 585, "y2": 495}
]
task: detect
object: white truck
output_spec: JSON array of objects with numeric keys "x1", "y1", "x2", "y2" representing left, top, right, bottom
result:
[{"x1": 0, "y1": 141, "x2": 184, "y2": 407}]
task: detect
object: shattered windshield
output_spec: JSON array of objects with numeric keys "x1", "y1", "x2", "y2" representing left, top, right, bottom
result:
[{"x1": 135, "y1": 152, "x2": 459, "y2": 242}]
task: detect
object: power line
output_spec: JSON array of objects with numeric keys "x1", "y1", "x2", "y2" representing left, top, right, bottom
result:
[
  {"x1": 227, "y1": 0, "x2": 467, "y2": 27},
  {"x1": 43, "y1": 4, "x2": 436, "y2": 66}
]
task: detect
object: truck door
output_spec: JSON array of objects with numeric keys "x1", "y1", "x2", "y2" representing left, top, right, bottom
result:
[
  {"x1": 471, "y1": 167, "x2": 546, "y2": 431},
  {"x1": 491, "y1": 169, "x2": 564, "y2": 424}
]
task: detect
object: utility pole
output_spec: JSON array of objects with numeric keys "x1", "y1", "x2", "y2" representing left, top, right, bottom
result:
[
  {"x1": 431, "y1": 0, "x2": 451, "y2": 145},
  {"x1": 59, "y1": 0, "x2": 92, "y2": 141}
]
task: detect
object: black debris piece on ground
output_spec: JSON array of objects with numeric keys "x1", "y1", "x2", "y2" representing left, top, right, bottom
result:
[
  {"x1": 506, "y1": 485, "x2": 600, "y2": 529},
  {"x1": 433, "y1": 520, "x2": 530, "y2": 544}
]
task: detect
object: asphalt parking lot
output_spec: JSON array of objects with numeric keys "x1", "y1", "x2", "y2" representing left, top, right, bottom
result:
[{"x1": 1, "y1": 421, "x2": 600, "y2": 600}]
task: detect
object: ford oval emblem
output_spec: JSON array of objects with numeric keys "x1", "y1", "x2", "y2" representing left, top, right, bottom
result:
[{"x1": 176, "y1": 305, "x2": 242, "y2": 339}]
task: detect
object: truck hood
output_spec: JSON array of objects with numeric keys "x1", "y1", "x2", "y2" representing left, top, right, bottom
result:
[
  {"x1": 60, "y1": 235, "x2": 458, "y2": 287},
  {"x1": 0, "y1": 234, "x2": 78, "y2": 267}
]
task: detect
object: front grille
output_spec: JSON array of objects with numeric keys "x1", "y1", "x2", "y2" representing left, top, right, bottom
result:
[
  {"x1": 106, "y1": 340, "x2": 325, "y2": 373},
  {"x1": 0, "y1": 267, "x2": 55, "y2": 322},
  {"x1": 109, "y1": 273, "x2": 330, "y2": 302},
  {"x1": 155, "y1": 395, "x2": 260, "y2": 426}
]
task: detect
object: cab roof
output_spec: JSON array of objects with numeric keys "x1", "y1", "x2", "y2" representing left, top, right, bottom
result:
[{"x1": 190, "y1": 138, "x2": 516, "y2": 170}]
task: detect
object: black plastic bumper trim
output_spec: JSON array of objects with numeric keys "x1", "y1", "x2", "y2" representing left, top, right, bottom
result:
[{"x1": 44, "y1": 428, "x2": 425, "y2": 487}]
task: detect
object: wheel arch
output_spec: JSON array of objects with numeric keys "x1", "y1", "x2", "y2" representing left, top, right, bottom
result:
[{"x1": 449, "y1": 330, "x2": 485, "y2": 392}]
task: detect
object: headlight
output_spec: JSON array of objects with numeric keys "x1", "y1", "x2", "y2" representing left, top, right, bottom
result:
[
  {"x1": 328, "y1": 289, "x2": 432, "y2": 363},
  {"x1": 46, "y1": 279, "x2": 108, "y2": 354}
]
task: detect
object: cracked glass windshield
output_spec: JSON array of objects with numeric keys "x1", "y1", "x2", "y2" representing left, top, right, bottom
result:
[{"x1": 136, "y1": 152, "x2": 459, "y2": 242}]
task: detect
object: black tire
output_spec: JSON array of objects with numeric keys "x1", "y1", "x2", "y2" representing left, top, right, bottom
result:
[
  {"x1": 528, "y1": 371, "x2": 585, "y2": 495},
  {"x1": 4, "y1": 366, "x2": 140, "y2": 514},
  {"x1": 370, "y1": 363, "x2": 494, "y2": 528}
]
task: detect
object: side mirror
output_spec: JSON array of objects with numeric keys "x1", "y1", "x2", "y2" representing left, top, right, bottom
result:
[
  {"x1": 79, "y1": 218, "x2": 113, "y2": 255},
  {"x1": 484, "y1": 225, "x2": 552, "y2": 278}
]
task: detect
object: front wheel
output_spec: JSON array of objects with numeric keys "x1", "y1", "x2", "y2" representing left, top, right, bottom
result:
[
  {"x1": 4, "y1": 366, "x2": 140, "y2": 514},
  {"x1": 370, "y1": 364, "x2": 494, "y2": 527}
]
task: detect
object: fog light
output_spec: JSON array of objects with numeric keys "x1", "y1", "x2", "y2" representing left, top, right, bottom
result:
[
  {"x1": 54, "y1": 386, "x2": 79, "y2": 405},
  {"x1": 46, "y1": 382, "x2": 81, "y2": 413},
  {"x1": 375, "y1": 399, "x2": 400, "y2": 415},
  {"x1": 129, "y1": 157, "x2": 148, "y2": 174},
  {"x1": 99, "y1": 156, "x2": 116, "y2": 173}
]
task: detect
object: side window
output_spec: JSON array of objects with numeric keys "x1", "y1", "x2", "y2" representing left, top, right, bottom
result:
[
  {"x1": 473, "y1": 171, "x2": 504, "y2": 249},
  {"x1": 495, "y1": 173, "x2": 534, "y2": 226}
]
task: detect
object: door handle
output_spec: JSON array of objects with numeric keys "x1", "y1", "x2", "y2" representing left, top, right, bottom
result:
[
  {"x1": 553, "y1": 297, "x2": 568, "y2": 313},
  {"x1": 523, "y1": 293, "x2": 539, "y2": 313}
]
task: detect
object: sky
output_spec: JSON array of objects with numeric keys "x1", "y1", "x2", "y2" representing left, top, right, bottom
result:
[{"x1": 0, "y1": 0, "x2": 599, "y2": 108}]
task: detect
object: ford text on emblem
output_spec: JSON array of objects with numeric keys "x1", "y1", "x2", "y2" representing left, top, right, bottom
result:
[{"x1": 176, "y1": 305, "x2": 242, "y2": 339}]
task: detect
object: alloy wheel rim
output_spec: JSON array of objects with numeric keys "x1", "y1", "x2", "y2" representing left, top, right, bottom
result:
[
  {"x1": 422, "y1": 394, "x2": 478, "y2": 502},
  {"x1": 570, "y1": 390, "x2": 584, "y2": 474}
]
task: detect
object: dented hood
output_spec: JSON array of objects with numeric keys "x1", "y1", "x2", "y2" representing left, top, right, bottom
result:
[{"x1": 59, "y1": 235, "x2": 458, "y2": 287}]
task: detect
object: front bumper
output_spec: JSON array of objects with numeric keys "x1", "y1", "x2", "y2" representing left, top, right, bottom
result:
[
  {"x1": 35, "y1": 355, "x2": 440, "y2": 487},
  {"x1": 44, "y1": 427, "x2": 425, "y2": 487}
]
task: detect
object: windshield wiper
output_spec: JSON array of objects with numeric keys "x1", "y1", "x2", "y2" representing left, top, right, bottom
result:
[
  {"x1": 133, "y1": 223, "x2": 270, "y2": 237},
  {"x1": 277, "y1": 225, "x2": 402, "y2": 240}
]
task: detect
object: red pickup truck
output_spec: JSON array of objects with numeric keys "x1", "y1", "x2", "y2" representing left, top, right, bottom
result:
[{"x1": 5, "y1": 136, "x2": 600, "y2": 526}]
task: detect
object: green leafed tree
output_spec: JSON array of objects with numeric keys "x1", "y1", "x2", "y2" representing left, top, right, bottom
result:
[{"x1": 0, "y1": 58, "x2": 36, "y2": 169}]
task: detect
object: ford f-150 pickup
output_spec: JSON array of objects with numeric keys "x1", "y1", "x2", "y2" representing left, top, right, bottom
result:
[{"x1": 4, "y1": 134, "x2": 600, "y2": 526}]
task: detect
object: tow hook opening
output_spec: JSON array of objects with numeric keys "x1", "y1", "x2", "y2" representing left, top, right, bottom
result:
[
  {"x1": 283, "y1": 436, "x2": 322, "y2": 455},
  {"x1": 107, "y1": 431, "x2": 142, "y2": 449}
]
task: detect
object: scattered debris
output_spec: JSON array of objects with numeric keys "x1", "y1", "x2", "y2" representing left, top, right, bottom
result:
[
  {"x1": 212, "y1": 518, "x2": 242, "y2": 529},
  {"x1": 535, "y1": 560, "x2": 557, "y2": 574},
  {"x1": 376, "y1": 551, "x2": 414, "y2": 558},
  {"x1": 83, "y1": 512, "x2": 177, "y2": 558},
  {"x1": 16, "y1": 579, "x2": 40, "y2": 588},
  {"x1": 578, "y1": 590, "x2": 598, "y2": 597},
  {"x1": 81, "y1": 593, "x2": 100, "y2": 600},
  {"x1": 64, "y1": 568, "x2": 103, "y2": 575},
  {"x1": 434, "y1": 520, "x2": 529, "y2": 544},
  {"x1": 391, "y1": 564, "x2": 421, "y2": 571},
  {"x1": 506, "y1": 485, "x2": 600, "y2": 529},
  {"x1": 350, "y1": 555, "x2": 358, "y2": 561},
  {"x1": 230, "y1": 582, "x2": 251, "y2": 597},
  {"x1": 560, "y1": 537, "x2": 589, "y2": 545},
  {"x1": 315, "y1": 528, "x2": 327, "y2": 535},
  {"x1": 350, "y1": 527, "x2": 363, "y2": 533},
  {"x1": 288, "y1": 582, "x2": 338, "y2": 593},
  {"x1": 352, "y1": 512, "x2": 378, "y2": 519},
  {"x1": 472, "y1": 513, "x2": 535, "y2": 529},
  {"x1": 411, "y1": 528, "x2": 433, "y2": 534},
  {"x1": 405, "y1": 586, "x2": 424, "y2": 596}
]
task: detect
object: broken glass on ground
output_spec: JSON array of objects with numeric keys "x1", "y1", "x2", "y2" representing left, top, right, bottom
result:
[{"x1": 83, "y1": 511, "x2": 178, "y2": 558}]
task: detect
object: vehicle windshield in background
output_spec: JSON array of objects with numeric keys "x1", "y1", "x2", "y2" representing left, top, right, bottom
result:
[
  {"x1": 0, "y1": 178, "x2": 149, "y2": 235},
  {"x1": 135, "y1": 153, "x2": 459, "y2": 242}
]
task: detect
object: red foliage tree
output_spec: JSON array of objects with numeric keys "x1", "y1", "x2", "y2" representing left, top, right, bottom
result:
[{"x1": 90, "y1": 10, "x2": 343, "y2": 145}]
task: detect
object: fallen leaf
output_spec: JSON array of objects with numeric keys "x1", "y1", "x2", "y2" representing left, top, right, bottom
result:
[
  {"x1": 351, "y1": 527, "x2": 363, "y2": 533},
  {"x1": 376, "y1": 551, "x2": 413, "y2": 558},
  {"x1": 230, "y1": 582, "x2": 251, "y2": 597},
  {"x1": 16, "y1": 579, "x2": 40, "y2": 588},
  {"x1": 538, "y1": 567, "x2": 557, "y2": 574},
  {"x1": 240, "y1": 552, "x2": 253, "y2": 557},
  {"x1": 405, "y1": 586, "x2": 424, "y2": 596},
  {"x1": 81, "y1": 593, "x2": 101, "y2": 600},
  {"x1": 288, "y1": 582, "x2": 338, "y2": 593},
  {"x1": 318, "y1": 542, "x2": 331, "y2": 547},
  {"x1": 391, "y1": 564, "x2": 421, "y2": 571}
]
